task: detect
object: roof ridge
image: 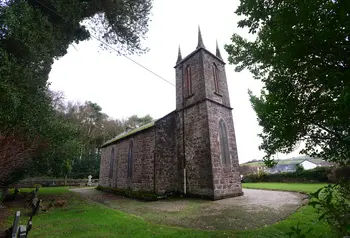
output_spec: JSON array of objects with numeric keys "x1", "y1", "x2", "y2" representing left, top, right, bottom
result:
[{"x1": 102, "y1": 120, "x2": 156, "y2": 147}]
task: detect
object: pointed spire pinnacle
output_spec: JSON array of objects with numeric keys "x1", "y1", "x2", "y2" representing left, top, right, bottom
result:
[
  {"x1": 216, "y1": 40, "x2": 222, "y2": 59},
  {"x1": 176, "y1": 45, "x2": 182, "y2": 64},
  {"x1": 196, "y1": 26, "x2": 205, "y2": 49}
]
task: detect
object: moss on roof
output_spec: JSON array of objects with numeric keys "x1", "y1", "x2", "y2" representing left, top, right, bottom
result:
[{"x1": 102, "y1": 121, "x2": 155, "y2": 147}]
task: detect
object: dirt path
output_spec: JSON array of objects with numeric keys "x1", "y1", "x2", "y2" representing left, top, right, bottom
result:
[{"x1": 69, "y1": 187, "x2": 307, "y2": 230}]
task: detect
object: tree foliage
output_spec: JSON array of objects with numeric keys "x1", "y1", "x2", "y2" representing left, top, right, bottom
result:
[
  {"x1": 1, "y1": 0, "x2": 152, "y2": 131},
  {"x1": 0, "y1": 131, "x2": 41, "y2": 185},
  {"x1": 26, "y1": 95, "x2": 153, "y2": 180},
  {"x1": 225, "y1": 0, "x2": 350, "y2": 166},
  {"x1": 309, "y1": 182, "x2": 350, "y2": 237},
  {"x1": 0, "y1": 0, "x2": 153, "y2": 185}
]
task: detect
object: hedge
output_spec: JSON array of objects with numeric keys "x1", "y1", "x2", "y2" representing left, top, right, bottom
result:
[
  {"x1": 327, "y1": 166, "x2": 350, "y2": 183},
  {"x1": 243, "y1": 167, "x2": 331, "y2": 183}
]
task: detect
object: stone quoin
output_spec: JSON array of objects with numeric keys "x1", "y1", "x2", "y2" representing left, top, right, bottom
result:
[{"x1": 99, "y1": 27, "x2": 243, "y2": 200}]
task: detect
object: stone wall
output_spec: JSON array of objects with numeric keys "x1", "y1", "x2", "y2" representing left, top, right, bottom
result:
[
  {"x1": 176, "y1": 49, "x2": 207, "y2": 110},
  {"x1": 183, "y1": 101, "x2": 213, "y2": 197},
  {"x1": 154, "y1": 111, "x2": 178, "y2": 194},
  {"x1": 13, "y1": 179, "x2": 99, "y2": 188},
  {"x1": 207, "y1": 100, "x2": 243, "y2": 199},
  {"x1": 99, "y1": 127, "x2": 155, "y2": 192},
  {"x1": 99, "y1": 43, "x2": 242, "y2": 200},
  {"x1": 202, "y1": 50, "x2": 231, "y2": 107},
  {"x1": 99, "y1": 147, "x2": 110, "y2": 187},
  {"x1": 174, "y1": 46, "x2": 242, "y2": 200},
  {"x1": 175, "y1": 110, "x2": 185, "y2": 194},
  {"x1": 175, "y1": 63, "x2": 184, "y2": 110}
]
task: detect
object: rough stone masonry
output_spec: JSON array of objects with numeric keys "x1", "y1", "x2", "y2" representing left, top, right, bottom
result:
[{"x1": 99, "y1": 27, "x2": 243, "y2": 200}]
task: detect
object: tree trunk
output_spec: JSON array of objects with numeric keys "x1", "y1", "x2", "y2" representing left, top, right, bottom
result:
[{"x1": 64, "y1": 174, "x2": 68, "y2": 186}]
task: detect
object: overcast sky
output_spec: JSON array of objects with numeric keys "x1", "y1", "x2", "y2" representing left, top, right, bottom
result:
[{"x1": 48, "y1": 0, "x2": 302, "y2": 163}]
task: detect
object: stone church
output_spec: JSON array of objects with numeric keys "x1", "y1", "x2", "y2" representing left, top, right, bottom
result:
[{"x1": 99, "y1": 28, "x2": 243, "y2": 200}]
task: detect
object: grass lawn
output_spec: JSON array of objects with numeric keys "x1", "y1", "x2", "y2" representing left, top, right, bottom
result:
[
  {"x1": 242, "y1": 183, "x2": 327, "y2": 194},
  {"x1": 1, "y1": 184, "x2": 334, "y2": 238},
  {"x1": 12, "y1": 187, "x2": 71, "y2": 195}
]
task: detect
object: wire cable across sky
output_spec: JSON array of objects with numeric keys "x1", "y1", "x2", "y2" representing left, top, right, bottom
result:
[{"x1": 35, "y1": 0, "x2": 175, "y2": 87}]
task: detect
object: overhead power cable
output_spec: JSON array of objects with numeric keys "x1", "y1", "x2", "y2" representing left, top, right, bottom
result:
[{"x1": 36, "y1": 0, "x2": 175, "y2": 87}]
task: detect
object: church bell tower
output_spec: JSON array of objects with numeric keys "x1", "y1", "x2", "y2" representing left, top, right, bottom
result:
[{"x1": 174, "y1": 27, "x2": 243, "y2": 200}]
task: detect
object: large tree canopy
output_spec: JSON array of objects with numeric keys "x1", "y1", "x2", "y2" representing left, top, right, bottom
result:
[
  {"x1": 23, "y1": 95, "x2": 154, "y2": 180},
  {"x1": 4, "y1": 93, "x2": 154, "y2": 184},
  {"x1": 1, "y1": 0, "x2": 152, "y2": 130},
  {"x1": 0, "y1": 0, "x2": 153, "y2": 185},
  {"x1": 225, "y1": 0, "x2": 350, "y2": 166}
]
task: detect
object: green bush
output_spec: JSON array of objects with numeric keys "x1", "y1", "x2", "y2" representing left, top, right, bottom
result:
[
  {"x1": 327, "y1": 166, "x2": 350, "y2": 183},
  {"x1": 309, "y1": 182, "x2": 350, "y2": 237},
  {"x1": 295, "y1": 164, "x2": 304, "y2": 174},
  {"x1": 243, "y1": 167, "x2": 331, "y2": 183},
  {"x1": 33, "y1": 183, "x2": 42, "y2": 189}
]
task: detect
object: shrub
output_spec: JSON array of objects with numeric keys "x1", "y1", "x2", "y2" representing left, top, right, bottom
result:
[
  {"x1": 327, "y1": 166, "x2": 350, "y2": 183},
  {"x1": 243, "y1": 173, "x2": 262, "y2": 183},
  {"x1": 53, "y1": 199, "x2": 67, "y2": 207},
  {"x1": 47, "y1": 199, "x2": 67, "y2": 209},
  {"x1": 244, "y1": 167, "x2": 331, "y2": 183},
  {"x1": 309, "y1": 181, "x2": 350, "y2": 237},
  {"x1": 295, "y1": 164, "x2": 304, "y2": 174},
  {"x1": 286, "y1": 222, "x2": 313, "y2": 238},
  {"x1": 33, "y1": 184, "x2": 42, "y2": 189}
]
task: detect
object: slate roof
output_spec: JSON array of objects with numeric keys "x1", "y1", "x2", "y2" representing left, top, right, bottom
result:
[
  {"x1": 241, "y1": 156, "x2": 332, "y2": 167},
  {"x1": 101, "y1": 111, "x2": 177, "y2": 148},
  {"x1": 265, "y1": 164, "x2": 298, "y2": 173},
  {"x1": 101, "y1": 120, "x2": 155, "y2": 148}
]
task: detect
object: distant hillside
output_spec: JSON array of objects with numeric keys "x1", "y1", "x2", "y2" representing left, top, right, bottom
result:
[{"x1": 240, "y1": 156, "x2": 326, "y2": 167}]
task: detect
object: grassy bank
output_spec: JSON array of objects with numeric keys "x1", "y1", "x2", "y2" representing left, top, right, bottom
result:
[
  {"x1": 242, "y1": 183, "x2": 327, "y2": 193},
  {"x1": 1, "y1": 185, "x2": 334, "y2": 237}
]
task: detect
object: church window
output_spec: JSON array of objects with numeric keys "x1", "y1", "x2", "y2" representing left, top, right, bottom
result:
[
  {"x1": 185, "y1": 65, "x2": 192, "y2": 96},
  {"x1": 213, "y1": 63, "x2": 219, "y2": 93},
  {"x1": 109, "y1": 147, "x2": 115, "y2": 179},
  {"x1": 219, "y1": 119, "x2": 230, "y2": 165},
  {"x1": 127, "y1": 140, "x2": 133, "y2": 178}
]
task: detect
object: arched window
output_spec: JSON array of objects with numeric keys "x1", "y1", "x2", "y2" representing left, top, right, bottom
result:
[
  {"x1": 185, "y1": 65, "x2": 192, "y2": 96},
  {"x1": 219, "y1": 119, "x2": 230, "y2": 165},
  {"x1": 109, "y1": 147, "x2": 115, "y2": 179},
  {"x1": 213, "y1": 63, "x2": 219, "y2": 93},
  {"x1": 127, "y1": 140, "x2": 133, "y2": 178}
]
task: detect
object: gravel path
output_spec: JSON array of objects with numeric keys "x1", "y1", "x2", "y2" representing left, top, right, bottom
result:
[
  {"x1": 215, "y1": 189, "x2": 305, "y2": 210},
  {"x1": 70, "y1": 187, "x2": 307, "y2": 230}
]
